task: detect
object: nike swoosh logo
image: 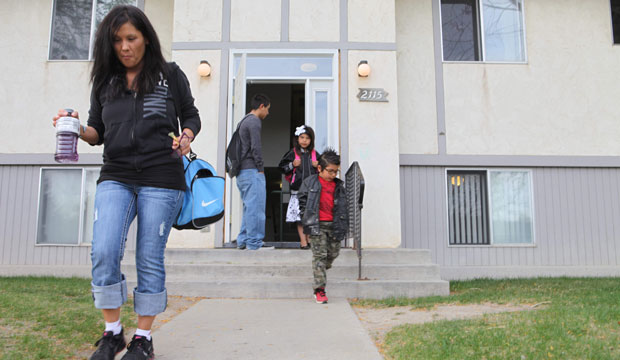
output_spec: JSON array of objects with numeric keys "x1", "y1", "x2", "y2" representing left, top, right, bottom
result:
[{"x1": 202, "y1": 199, "x2": 217, "y2": 207}]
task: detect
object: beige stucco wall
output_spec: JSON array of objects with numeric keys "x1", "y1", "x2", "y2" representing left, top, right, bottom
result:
[
  {"x1": 289, "y1": 0, "x2": 339, "y2": 42},
  {"x1": 395, "y1": 0, "x2": 438, "y2": 154},
  {"x1": 168, "y1": 50, "x2": 221, "y2": 248},
  {"x1": 348, "y1": 50, "x2": 401, "y2": 248},
  {"x1": 348, "y1": 0, "x2": 395, "y2": 43},
  {"x1": 0, "y1": 0, "x2": 174, "y2": 155},
  {"x1": 0, "y1": 0, "x2": 91, "y2": 154},
  {"x1": 442, "y1": 0, "x2": 620, "y2": 156},
  {"x1": 173, "y1": 0, "x2": 222, "y2": 42},
  {"x1": 146, "y1": 0, "x2": 174, "y2": 59},
  {"x1": 230, "y1": 0, "x2": 281, "y2": 41}
]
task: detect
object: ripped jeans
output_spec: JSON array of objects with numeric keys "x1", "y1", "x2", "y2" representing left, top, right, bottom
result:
[{"x1": 90, "y1": 180, "x2": 183, "y2": 316}]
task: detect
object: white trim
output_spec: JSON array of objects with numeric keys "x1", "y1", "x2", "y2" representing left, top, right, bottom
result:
[
  {"x1": 88, "y1": 1, "x2": 97, "y2": 60},
  {"x1": 477, "y1": 0, "x2": 486, "y2": 61}
]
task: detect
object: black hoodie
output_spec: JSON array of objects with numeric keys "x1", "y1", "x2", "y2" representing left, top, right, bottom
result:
[{"x1": 87, "y1": 62, "x2": 201, "y2": 190}]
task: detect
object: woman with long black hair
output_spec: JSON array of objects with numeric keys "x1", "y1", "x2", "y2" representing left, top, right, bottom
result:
[{"x1": 52, "y1": 5, "x2": 200, "y2": 360}]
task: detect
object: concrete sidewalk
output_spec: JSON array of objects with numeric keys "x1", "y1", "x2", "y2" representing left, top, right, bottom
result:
[{"x1": 149, "y1": 298, "x2": 383, "y2": 360}]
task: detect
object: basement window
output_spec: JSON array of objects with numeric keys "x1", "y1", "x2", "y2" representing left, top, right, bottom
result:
[
  {"x1": 447, "y1": 169, "x2": 534, "y2": 245},
  {"x1": 36, "y1": 168, "x2": 99, "y2": 245}
]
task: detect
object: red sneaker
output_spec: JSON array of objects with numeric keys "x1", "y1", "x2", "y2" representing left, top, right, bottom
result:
[{"x1": 314, "y1": 288, "x2": 328, "y2": 304}]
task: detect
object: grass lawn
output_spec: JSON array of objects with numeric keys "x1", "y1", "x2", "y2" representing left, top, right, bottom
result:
[
  {"x1": 0, "y1": 277, "x2": 136, "y2": 360},
  {"x1": 353, "y1": 277, "x2": 620, "y2": 360}
]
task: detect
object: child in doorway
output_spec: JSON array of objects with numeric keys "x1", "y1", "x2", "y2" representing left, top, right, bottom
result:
[
  {"x1": 297, "y1": 148, "x2": 348, "y2": 304},
  {"x1": 279, "y1": 125, "x2": 320, "y2": 249}
]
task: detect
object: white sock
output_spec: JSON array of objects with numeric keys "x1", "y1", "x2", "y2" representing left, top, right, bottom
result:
[
  {"x1": 134, "y1": 328, "x2": 151, "y2": 341},
  {"x1": 104, "y1": 320, "x2": 122, "y2": 335}
]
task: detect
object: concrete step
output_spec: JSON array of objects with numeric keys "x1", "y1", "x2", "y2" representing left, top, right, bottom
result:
[
  {"x1": 127, "y1": 279, "x2": 450, "y2": 299},
  {"x1": 125, "y1": 248, "x2": 434, "y2": 265},
  {"x1": 121, "y1": 263, "x2": 441, "y2": 281}
]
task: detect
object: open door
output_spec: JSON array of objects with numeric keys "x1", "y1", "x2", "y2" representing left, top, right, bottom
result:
[
  {"x1": 223, "y1": 50, "x2": 338, "y2": 247},
  {"x1": 306, "y1": 79, "x2": 338, "y2": 153},
  {"x1": 225, "y1": 54, "x2": 246, "y2": 245}
]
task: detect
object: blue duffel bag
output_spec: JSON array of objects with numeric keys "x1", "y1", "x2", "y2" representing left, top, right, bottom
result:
[{"x1": 173, "y1": 152, "x2": 225, "y2": 230}]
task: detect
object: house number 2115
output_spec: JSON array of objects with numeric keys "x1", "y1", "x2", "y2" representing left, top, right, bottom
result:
[{"x1": 357, "y1": 88, "x2": 389, "y2": 102}]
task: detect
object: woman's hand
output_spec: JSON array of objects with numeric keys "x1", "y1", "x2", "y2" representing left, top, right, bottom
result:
[
  {"x1": 172, "y1": 128, "x2": 195, "y2": 156},
  {"x1": 293, "y1": 158, "x2": 301, "y2": 167},
  {"x1": 312, "y1": 160, "x2": 318, "y2": 168},
  {"x1": 52, "y1": 109, "x2": 79, "y2": 127}
]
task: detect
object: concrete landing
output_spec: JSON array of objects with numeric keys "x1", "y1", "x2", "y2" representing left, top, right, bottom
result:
[{"x1": 150, "y1": 298, "x2": 383, "y2": 360}]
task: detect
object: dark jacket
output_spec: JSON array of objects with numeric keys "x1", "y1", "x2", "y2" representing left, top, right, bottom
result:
[
  {"x1": 278, "y1": 148, "x2": 320, "y2": 190},
  {"x1": 297, "y1": 175, "x2": 348, "y2": 239},
  {"x1": 87, "y1": 62, "x2": 201, "y2": 190}
]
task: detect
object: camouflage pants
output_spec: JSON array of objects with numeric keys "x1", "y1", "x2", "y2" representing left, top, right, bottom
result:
[{"x1": 310, "y1": 222, "x2": 341, "y2": 290}]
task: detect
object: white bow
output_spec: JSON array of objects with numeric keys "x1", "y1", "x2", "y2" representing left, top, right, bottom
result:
[{"x1": 295, "y1": 125, "x2": 306, "y2": 136}]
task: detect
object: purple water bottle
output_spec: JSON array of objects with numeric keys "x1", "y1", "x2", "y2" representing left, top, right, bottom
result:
[{"x1": 54, "y1": 108, "x2": 80, "y2": 163}]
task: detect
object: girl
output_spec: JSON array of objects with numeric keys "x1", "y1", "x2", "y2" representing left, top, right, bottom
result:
[{"x1": 279, "y1": 125, "x2": 320, "y2": 249}]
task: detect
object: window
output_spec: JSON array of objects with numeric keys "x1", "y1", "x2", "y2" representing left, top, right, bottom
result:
[
  {"x1": 440, "y1": 0, "x2": 526, "y2": 62},
  {"x1": 612, "y1": 0, "x2": 620, "y2": 44},
  {"x1": 49, "y1": 0, "x2": 136, "y2": 60},
  {"x1": 36, "y1": 168, "x2": 100, "y2": 245},
  {"x1": 447, "y1": 170, "x2": 534, "y2": 245}
]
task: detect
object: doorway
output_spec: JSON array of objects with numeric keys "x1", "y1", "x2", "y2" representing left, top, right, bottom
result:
[
  {"x1": 246, "y1": 82, "x2": 305, "y2": 246},
  {"x1": 223, "y1": 50, "x2": 338, "y2": 247}
]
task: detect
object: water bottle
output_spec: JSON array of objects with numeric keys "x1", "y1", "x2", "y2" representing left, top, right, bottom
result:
[{"x1": 54, "y1": 108, "x2": 80, "y2": 163}]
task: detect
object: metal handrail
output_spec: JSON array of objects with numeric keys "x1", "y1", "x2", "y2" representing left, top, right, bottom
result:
[{"x1": 345, "y1": 162, "x2": 365, "y2": 280}]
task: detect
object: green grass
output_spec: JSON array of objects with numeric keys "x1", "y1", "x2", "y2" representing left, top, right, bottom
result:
[
  {"x1": 0, "y1": 277, "x2": 136, "y2": 360},
  {"x1": 353, "y1": 277, "x2": 620, "y2": 360}
]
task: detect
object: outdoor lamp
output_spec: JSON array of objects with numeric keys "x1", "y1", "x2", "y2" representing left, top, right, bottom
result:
[
  {"x1": 357, "y1": 60, "x2": 370, "y2": 77},
  {"x1": 198, "y1": 60, "x2": 211, "y2": 77}
]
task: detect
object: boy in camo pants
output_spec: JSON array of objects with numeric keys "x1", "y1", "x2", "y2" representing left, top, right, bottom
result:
[{"x1": 298, "y1": 148, "x2": 348, "y2": 304}]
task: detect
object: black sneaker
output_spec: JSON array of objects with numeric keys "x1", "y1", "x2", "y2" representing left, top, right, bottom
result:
[
  {"x1": 121, "y1": 335, "x2": 154, "y2": 360},
  {"x1": 90, "y1": 329, "x2": 126, "y2": 360}
]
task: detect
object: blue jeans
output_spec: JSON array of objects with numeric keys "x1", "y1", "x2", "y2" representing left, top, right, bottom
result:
[
  {"x1": 90, "y1": 180, "x2": 183, "y2": 316},
  {"x1": 236, "y1": 169, "x2": 266, "y2": 250}
]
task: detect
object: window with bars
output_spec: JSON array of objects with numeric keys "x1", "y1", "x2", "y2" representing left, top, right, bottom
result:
[
  {"x1": 447, "y1": 171, "x2": 490, "y2": 245},
  {"x1": 447, "y1": 170, "x2": 534, "y2": 245},
  {"x1": 440, "y1": 0, "x2": 527, "y2": 62}
]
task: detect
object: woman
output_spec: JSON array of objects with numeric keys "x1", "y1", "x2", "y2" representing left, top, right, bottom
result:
[{"x1": 52, "y1": 5, "x2": 200, "y2": 360}]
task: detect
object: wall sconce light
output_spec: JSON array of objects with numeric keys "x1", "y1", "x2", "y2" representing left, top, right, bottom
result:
[
  {"x1": 357, "y1": 60, "x2": 370, "y2": 77},
  {"x1": 198, "y1": 60, "x2": 211, "y2": 77}
]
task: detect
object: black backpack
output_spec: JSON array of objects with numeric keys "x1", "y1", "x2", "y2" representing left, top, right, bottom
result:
[{"x1": 225, "y1": 115, "x2": 250, "y2": 177}]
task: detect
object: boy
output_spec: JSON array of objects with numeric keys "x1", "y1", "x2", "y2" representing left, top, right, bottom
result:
[{"x1": 298, "y1": 148, "x2": 348, "y2": 304}]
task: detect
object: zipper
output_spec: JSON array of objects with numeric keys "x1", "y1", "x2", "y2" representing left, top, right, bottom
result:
[{"x1": 130, "y1": 91, "x2": 140, "y2": 171}]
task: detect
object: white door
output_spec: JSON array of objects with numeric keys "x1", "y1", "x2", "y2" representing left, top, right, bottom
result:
[
  {"x1": 306, "y1": 80, "x2": 338, "y2": 153},
  {"x1": 225, "y1": 55, "x2": 246, "y2": 245}
]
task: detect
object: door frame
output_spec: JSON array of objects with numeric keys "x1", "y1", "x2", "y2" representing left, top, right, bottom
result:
[{"x1": 221, "y1": 49, "x2": 339, "y2": 246}]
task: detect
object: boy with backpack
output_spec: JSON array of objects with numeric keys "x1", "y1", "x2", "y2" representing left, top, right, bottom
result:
[
  {"x1": 297, "y1": 148, "x2": 348, "y2": 303},
  {"x1": 226, "y1": 93, "x2": 272, "y2": 250}
]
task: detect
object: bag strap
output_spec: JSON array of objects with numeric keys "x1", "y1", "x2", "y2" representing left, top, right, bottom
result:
[
  {"x1": 168, "y1": 64, "x2": 199, "y2": 166},
  {"x1": 311, "y1": 149, "x2": 317, "y2": 162}
]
